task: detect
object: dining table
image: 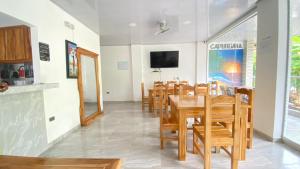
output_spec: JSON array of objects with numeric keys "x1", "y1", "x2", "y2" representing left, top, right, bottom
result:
[
  {"x1": 169, "y1": 95, "x2": 205, "y2": 161},
  {"x1": 168, "y1": 95, "x2": 248, "y2": 161},
  {"x1": 0, "y1": 156, "x2": 121, "y2": 169}
]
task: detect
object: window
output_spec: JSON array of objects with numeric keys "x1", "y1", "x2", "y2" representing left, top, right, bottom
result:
[{"x1": 284, "y1": 0, "x2": 300, "y2": 145}]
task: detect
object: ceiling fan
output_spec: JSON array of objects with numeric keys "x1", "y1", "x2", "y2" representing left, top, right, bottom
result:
[{"x1": 154, "y1": 20, "x2": 170, "y2": 35}]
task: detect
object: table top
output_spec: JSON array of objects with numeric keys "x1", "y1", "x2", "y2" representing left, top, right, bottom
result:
[
  {"x1": 0, "y1": 156, "x2": 121, "y2": 169},
  {"x1": 169, "y1": 95, "x2": 205, "y2": 110}
]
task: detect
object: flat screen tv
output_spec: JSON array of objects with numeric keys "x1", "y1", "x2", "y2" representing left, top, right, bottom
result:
[{"x1": 150, "y1": 51, "x2": 179, "y2": 68}]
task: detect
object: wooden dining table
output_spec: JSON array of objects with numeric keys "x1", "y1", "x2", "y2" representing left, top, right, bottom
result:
[
  {"x1": 169, "y1": 95, "x2": 248, "y2": 161},
  {"x1": 169, "y1": 95, "x2": 205, "y2": 161},
  {"x1": 0, "y1": 156, "x2": 121, "y2": 169}
]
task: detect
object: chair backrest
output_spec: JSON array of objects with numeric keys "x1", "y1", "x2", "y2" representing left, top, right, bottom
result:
[
  {"x1": 175, "y1": 84, "x2": 193, "y2": 96},
  {"x1": 155, "y1": 86, "x2": 167, "y2": 120},
  {"x1": 154, "y1": 81, "x2": 164, "y2": 85},
  {"x1": 167, "y1": 80, "x2": 177, "y2": 84},
  {"x1": 179, "y1": 80, "x2": 189, "y2": 85},
  {"x1": 194, "y1": 83, "x2": 209, "y2": 96},
  {"x1": 153, "y1": 84, "x2": 165, "y2": 97},
  {"x1": 165, "y1": 81, "x2": 176, "y2": 95},
  {"x1": 141, "y1": 82, "x2": 145, "y2": 98},
  {"x1": 204, "y1": 94, "x2": 241, "y2": 147},
  {"x1": 235, "y1": 88, "x2": 254, "y2": 106},
  {"x1": 210, "y1": 81, "x2": 219, "y2": 96}
]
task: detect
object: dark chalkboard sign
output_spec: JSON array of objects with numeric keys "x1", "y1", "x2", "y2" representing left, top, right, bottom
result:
[{"x1": 39, "y1": 42, "x2": 50, "y2": 61}]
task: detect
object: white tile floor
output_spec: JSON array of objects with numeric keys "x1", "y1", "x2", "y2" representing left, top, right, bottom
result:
[
  {"x1": 285, "y1": 115, "x2": 300, "y2": 144},
  {"x1": 42, "y1": 102, "x2": 300, "y2": 169}
]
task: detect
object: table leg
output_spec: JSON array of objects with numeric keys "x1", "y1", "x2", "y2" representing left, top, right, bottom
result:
[
  {"x1": 178, "y1": 109, "x2": 186, "y2": 161},
  {"x1": 170, "y1": 101, "x2": 176, "y2": 133}
]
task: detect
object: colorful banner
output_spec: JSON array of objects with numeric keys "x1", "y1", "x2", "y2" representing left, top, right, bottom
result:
[{"x1": 208, "y1": 42, "x2": 244, "y2": 86}]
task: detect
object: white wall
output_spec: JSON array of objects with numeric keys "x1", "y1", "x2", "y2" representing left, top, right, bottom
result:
[
  {"x1": 101, "y1": 46, "x2": 133, "y2": 101},
  {"x1": 142, "y1": 43, "x2": 197, "y2": 94},
  {"x1": 0, "y1": 0, "x2": 101, "y2": 143},
  {"x1": 131, "y1": 45, "x2": 144, "y2": 101},
  {"x1": 101, "y1": 43, "x2": 198, "y2": 101},
  {"x1": 254, "y1": 0, "x2": 288, "y2": 140}
]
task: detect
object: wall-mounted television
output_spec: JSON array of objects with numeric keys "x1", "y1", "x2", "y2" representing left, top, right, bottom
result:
[{"x1": 150, "y1": 51, "x2": 179, "y2": 68}]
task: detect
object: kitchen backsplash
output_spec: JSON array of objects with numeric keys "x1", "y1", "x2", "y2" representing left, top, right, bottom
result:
[{"x1": 0, "y1": 63, "x2": 34, "y2": 86}]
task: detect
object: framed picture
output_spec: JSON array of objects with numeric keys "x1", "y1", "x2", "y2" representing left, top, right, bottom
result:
[
  {"x1": 65, "y1": 40, "x2": 78, "y2": 78},
  {"x1": 39, "y1": 42, "x2": 50, "y2": 61}
]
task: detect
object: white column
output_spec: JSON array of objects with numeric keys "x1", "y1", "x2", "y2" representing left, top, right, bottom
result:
[
  {"x1": 131, "y1": 45, "x2": 143, "y2": 101},
  {"x1": 196, "y1": 42, "x2": 208, "y2": 83},
  {"x1": 254, "y1": 0, "x2": 288, "y2": 140}
]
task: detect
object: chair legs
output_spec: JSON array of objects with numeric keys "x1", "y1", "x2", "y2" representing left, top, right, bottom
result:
[
  {"x1": 160, "y1": 129, "x2": 164, "y2": 149},
  {"x1": 204, "y1": 148, "x2": 211, "y2": 169},
  {"x1": 231, "y1": 144, "x2": 239, "y2": 169},
  {"x1": 247, "y1": 125, "x2": 254, "y2": 149},
  {"x1": 193, "y1": 131, "x2": 197, "y2": 154}
]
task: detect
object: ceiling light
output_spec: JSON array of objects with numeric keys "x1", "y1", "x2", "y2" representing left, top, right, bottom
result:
[
  {"x1": 129, "y1": 22, "x2": 137, "y2": 27},
  {"x1": 183, "y1": 20, "x2": 191, "y2": 25}
]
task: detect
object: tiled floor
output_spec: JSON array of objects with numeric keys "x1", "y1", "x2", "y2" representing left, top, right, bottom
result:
[
  {"x1": 42, "y1": 102, "x2": 300, "y2": 169},
  {"x1": 285, "y1": 114, "x2": 300, "y2": 144}
]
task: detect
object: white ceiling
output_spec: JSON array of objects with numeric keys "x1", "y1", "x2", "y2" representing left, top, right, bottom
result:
[{"x1": 51, "y1": 0, "x2": 257, "y2": 46}]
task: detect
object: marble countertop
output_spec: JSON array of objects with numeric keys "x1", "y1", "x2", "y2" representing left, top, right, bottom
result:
[{"x1": 0, "y1": 83, "x2": 59, "y2": 96}]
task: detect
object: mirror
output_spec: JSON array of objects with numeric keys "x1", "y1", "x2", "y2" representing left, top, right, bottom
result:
[{"x1": 77, "y1": 48, "x2": 101, "y2": 126}]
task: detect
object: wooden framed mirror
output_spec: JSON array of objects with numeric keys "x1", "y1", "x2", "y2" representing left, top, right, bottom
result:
[{"x1": 77, "y1": 47, "x2": 102, "y2": 126}]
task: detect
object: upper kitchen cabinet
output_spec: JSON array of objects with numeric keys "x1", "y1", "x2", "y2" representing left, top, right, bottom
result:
[
  {"x1": 0, "y1": 25, "x2": 32, "y2": 63},
  {"x1": 0, "y1": 29, "x2": 5, "y2": 60}
]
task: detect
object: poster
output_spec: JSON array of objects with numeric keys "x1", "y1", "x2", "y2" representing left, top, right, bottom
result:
[
  {"x1": 65, "y1": 40, "x2": 78, "y2": 78},
  {"x1": 208, "y1": 42, "x2": 244, "y2": 86}
]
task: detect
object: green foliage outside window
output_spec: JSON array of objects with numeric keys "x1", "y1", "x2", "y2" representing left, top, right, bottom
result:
[{"x1": 289, "y1": 35, "x2": 300, "y2": 106}]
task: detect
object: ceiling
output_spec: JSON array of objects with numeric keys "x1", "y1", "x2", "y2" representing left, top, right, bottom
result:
[
  {"x1": 214, "y1": 15, "x2": 257, "y2": 43},
  {"x1": 51, "y1": 0, "x2": 257, "y2": 46}
]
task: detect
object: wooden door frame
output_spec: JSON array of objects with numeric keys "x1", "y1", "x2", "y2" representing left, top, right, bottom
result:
[{"x1": 77, "y1": 47, "x2": 102, "y2": 126}]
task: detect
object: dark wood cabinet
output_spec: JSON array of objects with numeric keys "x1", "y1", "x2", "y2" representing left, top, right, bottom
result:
[
  {"x1": 0, "y1": 29, "x2": 6, "y2": 60},
  {"x1": 0, "y1": 25, "x2": 32, "y2": 63}
]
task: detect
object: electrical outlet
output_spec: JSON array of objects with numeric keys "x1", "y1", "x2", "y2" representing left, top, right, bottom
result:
[
  {"x1": 106, "y1": 91, "x2": 110, "y2": 94},
  {"x1": 49, "y1": 116, "x2": 55, "y2": 122}
]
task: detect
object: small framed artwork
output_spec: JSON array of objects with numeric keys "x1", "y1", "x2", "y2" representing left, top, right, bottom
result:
[
  {"x1": 65, "y1": 40, "x2": 78, "y2": 79},
  {"x1": 39, "y1": 42, "x2": 50, "y2": 61}
]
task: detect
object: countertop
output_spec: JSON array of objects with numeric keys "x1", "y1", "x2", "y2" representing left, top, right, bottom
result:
[{"x1": 0, "y1": 83, "x2": 59, "y2": 96}]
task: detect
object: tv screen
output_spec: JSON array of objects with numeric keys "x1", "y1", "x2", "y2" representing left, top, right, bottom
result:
[{"x1": 150, "y1": 51, "x2": 179, "y2": 68}]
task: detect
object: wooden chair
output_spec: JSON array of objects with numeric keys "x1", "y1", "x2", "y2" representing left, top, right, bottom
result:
[
  {"x1": 193, "y1": 94, "x2": 241, "y2": 169},
  {"x1": 152, "y1": 85, "x2": 166, "y2": 113},
  {"x1": 141, "y1": 82, "x2": 149, "y2": 111},
  {"x1": 193, "y1": 83, "x2": 210, "y2": 125},
  {"x1": 210, "y1": 81, "x2": 218, "y2": 96},
  {"x1": 158, "y1": 87, "x2": 178, "y2": 149},
  {"x1": 235, "y1": 88, "x2": 254, "y2": 149},
  {"x1": 194, "y1": 83, "x2": 209, "y2": 96}
]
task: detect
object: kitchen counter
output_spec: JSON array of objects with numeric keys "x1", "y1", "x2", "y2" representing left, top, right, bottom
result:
[
  {"x1": 0, "y1": 83, "x2": 59, "y2": 96},
  {"x1": 0, "y1": 83, "x2": 59, "y2": 156}
]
